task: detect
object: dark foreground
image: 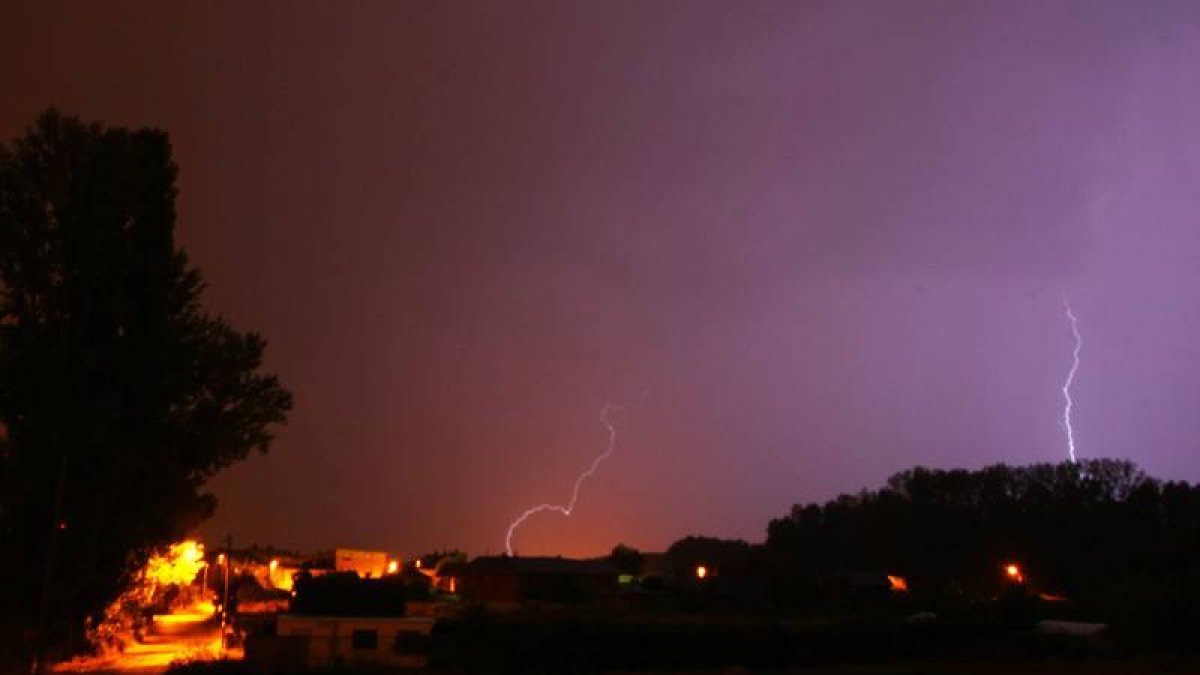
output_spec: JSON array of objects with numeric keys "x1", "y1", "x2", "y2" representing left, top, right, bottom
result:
[
  {"x1": 162, "y1": 609, "x2": 1200, "y2": 675},
  {"x1": 168, "y1": 657, "x2": 1200, "y2": 675}
]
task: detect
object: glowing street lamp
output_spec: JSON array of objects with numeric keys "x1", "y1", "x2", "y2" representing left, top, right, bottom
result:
[
  {"x1": 219, "y1": 539, "x2": 232, "y2": 655},
  {"x1": 695, "y1": 565, "x2": 709, "y2": 580},
  {"x1": 1003, "y1": 563, "x2": 1025, "y2": 583},
  {"x1": 181, "y1": 541, "x2": 203, "y2": 564}
]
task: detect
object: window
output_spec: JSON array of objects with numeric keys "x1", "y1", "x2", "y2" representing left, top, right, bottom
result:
[
  {"x1": 351, "y1": 629, "x2": 378, "y2": 650},
  {"x1": 394, "y1": 631, "x2": 430, "y2": 654}
]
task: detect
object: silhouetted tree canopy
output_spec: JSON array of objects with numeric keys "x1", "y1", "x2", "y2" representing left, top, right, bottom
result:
[
  {"x1": 0, "y1": 110, "x2": 292, "y2": 666},
  {"x1": 290, "y1": 572, "x2": 406, "y2": 618},
  {"x1": 416, "y1": 549, "x2": 468, "y2": 573},
  {"x1": 666, "y1": 536, "x2": 756, "y2": 578},
  {"x1": 607, "y1": 543, "x2": 645, "y2": 576},
  {"x1": 765, "y1": 459, "x2": 1200, "y2": 608}
]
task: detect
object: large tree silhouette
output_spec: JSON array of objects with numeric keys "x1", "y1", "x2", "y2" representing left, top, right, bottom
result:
[{"x1": 0, "y1": 110, "x2": 292, "y2": 668}]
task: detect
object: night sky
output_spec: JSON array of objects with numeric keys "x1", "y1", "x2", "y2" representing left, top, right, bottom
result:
[{"x1": 5, "y1": 1, "x2": 1200, "y2": 558}]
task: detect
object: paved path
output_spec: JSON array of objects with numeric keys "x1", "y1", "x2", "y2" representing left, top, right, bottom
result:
[{"x1": 53, "y1": 611, "x2": 229, "y2": 674}]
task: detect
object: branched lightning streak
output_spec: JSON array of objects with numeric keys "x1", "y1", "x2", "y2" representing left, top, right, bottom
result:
[
  {"x1": 1061, "y1": 299, "x2": 1082, "y2": 464},
  {"x1": 504, "y1": 404, "x2": 622, "y2": 556}
]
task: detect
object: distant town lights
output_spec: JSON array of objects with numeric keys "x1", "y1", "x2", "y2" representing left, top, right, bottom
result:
[{"x1": 387, "y1": 560, "x2": 399, "y2": 574}]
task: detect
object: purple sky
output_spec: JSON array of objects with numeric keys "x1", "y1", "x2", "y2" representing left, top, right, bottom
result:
[{"x1": 5, "y1": 1, "x2": 1200, "y2": 557}]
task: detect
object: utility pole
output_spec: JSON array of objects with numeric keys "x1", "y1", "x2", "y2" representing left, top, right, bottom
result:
[
  {"x1": 220, "y1": 534, "x2": 232, "y2": 654},
  {"x1": 31, "y1": 455, "x2": 68, "y2": 675},
  {"x1": 31, "y1": 322, "x2": 72, "y2": 675}
]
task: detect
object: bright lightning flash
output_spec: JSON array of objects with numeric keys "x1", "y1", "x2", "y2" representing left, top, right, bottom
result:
[
  {"x1": 1061, "y1": 299, "x2": 1082, "y2": 464},
  {"x1": 504, "y1": 404, "x2": 622, "y2": 556}
]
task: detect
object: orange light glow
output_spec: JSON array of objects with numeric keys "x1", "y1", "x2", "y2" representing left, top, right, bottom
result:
[
  {"x1": 415, "y1": 559, "x2": 422, "y2": 569},
  {"x1": 269, "y1": 559, "x2": 279, "y2": 571},
  {"x1": 217, "y1": 553, "x2": 225, "y2": 565},
  {"x1": 695, "y1": 565, "x2": 709, "y2": 580},
  {"x1": 151, "y1": 611, "x2": 211, "y2": 625},
  {"x1": 52, "y1": 632, "x2": 231, "y2": 673},
  {"x1": 81, "y1": 544, "x2": 222, "y2": 672},
  {"x1": 887, "y1": 575, "x2": 909, "y2": 592},
  {"x1": 386, "y1": 559, "x2": 399, "y2": 574},
  {"x1": 1004, "y1": 563, "x2": 1025, "y2": 583},
  {"x1": 145, "y1": 541, "x2": 206, "y2": 586}
]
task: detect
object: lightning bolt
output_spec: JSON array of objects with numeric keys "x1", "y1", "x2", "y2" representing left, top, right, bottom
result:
[
  {"x1": 1061, "y1": 299, "x2": 1082, "y2": 464},
  {"x1": 504, "y1": 400, "x2": 634, "y2": 556}
]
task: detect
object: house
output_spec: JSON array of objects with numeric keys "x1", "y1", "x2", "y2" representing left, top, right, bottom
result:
[
  {"x1": 453, "y1": 556, "x2": 618, "y2": 608},
  {"x1": 271, "y1": 614, "x2": 434, "y2": 669},
  {"x1": 245, "y1": 572, "x2": 433, "y2": 670}
]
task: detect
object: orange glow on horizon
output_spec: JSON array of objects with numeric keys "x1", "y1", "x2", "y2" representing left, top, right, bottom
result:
[{"x1": 887, "y1": 575, "x2": 909, "y2": 592}]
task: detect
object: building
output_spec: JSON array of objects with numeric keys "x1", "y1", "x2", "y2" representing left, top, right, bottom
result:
[
  {"x1": 453, "y1": 556, "x2": 618, "y2": 608},
  {"x1": 335, "y1": 548, "x2": 394, "y2": 578},
  {"x1": 245, "y1": 572, "x2": 432, "y2": 670},
  {"x1": 270, "y1": 614, "x2": 434, "y2": 669}
]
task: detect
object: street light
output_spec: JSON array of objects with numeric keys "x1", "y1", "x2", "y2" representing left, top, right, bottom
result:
[
  {"x1": 1003, "y1": 563, "x2": 1025, "y2": 583},
  {"x1": 220, "y1": 539, "x2": 231, "y2": 655}
]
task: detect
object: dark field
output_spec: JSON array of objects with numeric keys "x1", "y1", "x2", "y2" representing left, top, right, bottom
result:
[{"x1": 168, "y1": 657, "x2": 1200, "y2": 675}]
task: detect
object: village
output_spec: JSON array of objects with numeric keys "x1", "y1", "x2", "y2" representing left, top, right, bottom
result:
[
  {"x1": 56, "y1": 536, "x2": 1071, "y2": 674},
  {"x1": 60, "y1": 540, "x2": 769, "y2": 670}
]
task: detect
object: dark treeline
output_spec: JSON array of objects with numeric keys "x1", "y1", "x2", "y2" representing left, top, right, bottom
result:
[
  {"x1": 647, "y1": 459, "x2": 1200, "y2": 647},
  {"x1": 757, "y1": 459, "x2": 1200, "y2": 643},
  {"x1": 766, "y1": 460, "x2": 1199, "y2": 594}
]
